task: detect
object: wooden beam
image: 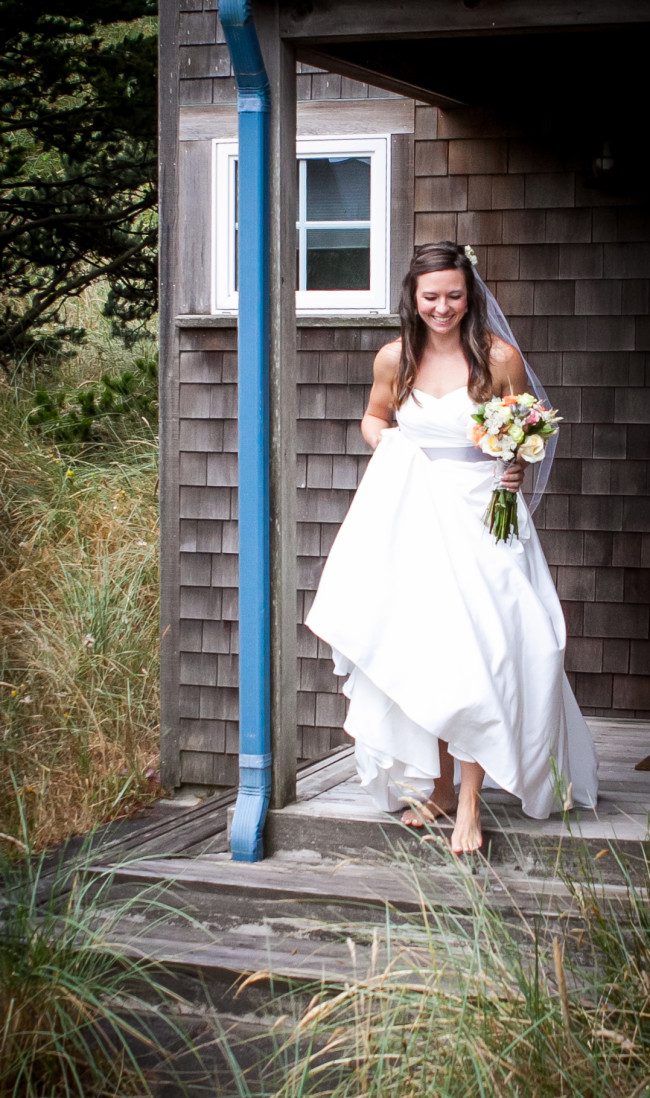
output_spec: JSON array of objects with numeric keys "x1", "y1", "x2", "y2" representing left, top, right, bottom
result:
[
  {"x1": 254, "y1": 1, "x2": 298, "y2": 810},
  {"x1": 296, "y1": 47, "x2": 464, "y2": 108},
  {"x1": 280, "y1": 0, "x2": 650, "y2": 42},
  {"x1": 389, "y1": 132, "x2": 414, "y2": 312},
  {"x1": 178, "y1": 98, "x2": 415, "y2": 142},
  {"x1": 159, "y1": 0, "x2": 182, "y2": 788}
]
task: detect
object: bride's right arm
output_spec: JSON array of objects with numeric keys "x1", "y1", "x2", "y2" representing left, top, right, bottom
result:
[{"x1": 360, "y1": 342, "x2": 399, "y2": 450}]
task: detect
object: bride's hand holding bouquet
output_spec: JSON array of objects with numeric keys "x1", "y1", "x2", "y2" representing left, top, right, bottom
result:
[{"x1": 470, "y1": 393, "x2": 561, "y2": 544}]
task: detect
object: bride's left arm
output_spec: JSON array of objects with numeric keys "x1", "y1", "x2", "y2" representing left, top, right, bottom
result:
[{"x1": 491, "y1": 340, "x2": 529, "y2": 492}]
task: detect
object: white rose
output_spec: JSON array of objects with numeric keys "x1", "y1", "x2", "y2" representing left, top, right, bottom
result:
[
  {"x1": 479, "y1": 433, "x2": 514, "y2": 457},
  {"x1": 518, "y1": 433, "x2": 545, "y2": 462},
  {"x1": 479, "y1": 433, "x2": 499, "y2": 455}
]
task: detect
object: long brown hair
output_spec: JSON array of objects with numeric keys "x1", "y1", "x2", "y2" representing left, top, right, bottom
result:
[{"x1": 395, "y1": 241, "x2": 493, "y2": 409}]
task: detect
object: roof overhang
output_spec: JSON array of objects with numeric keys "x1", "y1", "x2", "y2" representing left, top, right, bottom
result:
[{"x1": 275, "y1": 0, "x2": 650, "y2": 192}]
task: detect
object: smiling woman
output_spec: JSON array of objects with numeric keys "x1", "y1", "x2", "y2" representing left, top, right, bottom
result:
[
  {"x1": 306, "y1": 240, "x2": 599, "y2": 855},
  {"x1": 416, "y1": 269, "x2": 468, "y2": 337}
]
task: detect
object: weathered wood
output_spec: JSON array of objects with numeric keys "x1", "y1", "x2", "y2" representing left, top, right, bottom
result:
[
  {"x1": 292, "y1": 746, "x2": 355, "y2": 801},
  {"x1": 179, "y1": 106, "x2": 237, "y2": 141},
  {"x1": 34, "y1": 749, "x2": 353, "y2": 902},
  {"x1": 256, "y1": 720, "x2": 650, "y2": 883},
  {"x1": 89, "y1": 851, "x2": 636, "y2": 917},
  {"x1": 255, "y1": 3, "x2": 299, "y2": 810},
  {"x1": 101, "y1": 926, "x2": 419, "y2": 984},
  {"x1": 389, "y1": 131, "x2": 414, "y2": 311},
  {"x1": 264, "y1": 809, "x2": 648, "y2": 885},
  {"x1": 296, "y1": 97, "x2": 414, "y2": 136},
  {"x1": 280, "y1": 0, "x2": 650, "y2": 41},
  {"x1": 177, "y1": 140, "x2": 213, "y2": 315},
  {"x1": 159, "y1": 0, "x2": 182, "y2": 788},
  {"x1": 176, "y1": 314, "x2": 401, "y2": 327},
  {"x1": 179, "y1": 97, "x2": 415, "y2": 141},
  {"x1": 295, "y1": 47, "x2": 464, "y2": 111}
]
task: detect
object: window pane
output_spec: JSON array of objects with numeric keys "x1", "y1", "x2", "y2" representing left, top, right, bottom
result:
[
  {"x1": 234, "y1": 160, "x2": 239, "y2": 292},
  {"x1": 306, "y1": 228, "x2": 370, "y2": 290},
  {"x1": 305, "y1": 157, "x2": 370, "y2": 221}
]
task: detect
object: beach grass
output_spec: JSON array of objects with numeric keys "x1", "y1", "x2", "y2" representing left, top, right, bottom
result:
[
  {"x1": 238, "y1": 834, "x2": 650, "y2": 1098},
  {"x1": 0, "y1": 285, "x2": 161, "y2": 850}
]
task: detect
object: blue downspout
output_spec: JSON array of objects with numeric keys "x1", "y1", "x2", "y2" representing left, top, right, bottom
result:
[{"x1": 220, "y1": 0, "x2": 271, "y2": 862}]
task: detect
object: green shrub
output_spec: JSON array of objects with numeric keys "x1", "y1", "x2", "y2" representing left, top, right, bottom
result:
[{"x1": 27, "y1": 352, "x2": 158, "y2": 446}]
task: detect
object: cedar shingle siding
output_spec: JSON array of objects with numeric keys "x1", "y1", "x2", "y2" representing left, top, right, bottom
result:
[
  {"x1": 412, "y1": 104, "x2": 650, "y2": 718},
  {"x1": 166, "y1": 1, "x2": 649, "y2": 789}
]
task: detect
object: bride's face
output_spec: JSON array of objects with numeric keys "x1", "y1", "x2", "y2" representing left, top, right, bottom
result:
[{"x1": 415, "y1": 269, "x2": 468, "y2": 336}]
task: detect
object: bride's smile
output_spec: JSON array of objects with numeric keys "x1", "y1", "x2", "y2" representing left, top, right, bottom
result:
[{"x1": 415, "y1": 268, "x2": 468, "y2": 339}]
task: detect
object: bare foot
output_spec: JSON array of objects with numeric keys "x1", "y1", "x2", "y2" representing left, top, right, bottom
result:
[
  {"x1": 400, "y1": 789, "x2": 458, "y2": 828},
  {"x1": 450, "y1": 789, "x2": 483, "y2": 853}
]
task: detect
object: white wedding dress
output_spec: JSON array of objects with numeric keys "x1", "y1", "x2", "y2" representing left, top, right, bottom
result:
[{"x1": 305, "y1": 385, "x2": 599, "y2": 819}]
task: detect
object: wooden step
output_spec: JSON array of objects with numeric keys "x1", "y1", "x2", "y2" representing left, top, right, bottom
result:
[
  {"x1": 259, "y1": 801, "x2": 648, "y2": 885},
  {"x1": 85, "y1": 849, "x2": 643, "y2": 1052},
  {"x1": 87, "y1": 850, "x2": 638, "y2": 922},
  {"x1": 84, "y1": 843, "x2": 646, "y2": 1090}
]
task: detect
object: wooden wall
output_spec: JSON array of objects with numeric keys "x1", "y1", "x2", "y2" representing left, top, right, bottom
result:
[
  {"x1": 168, "y1": 0, "x2": 405, "y2": 787},
  {"x1": 164, "y1": 0, "x2": 649, "y2": 791},
  {"x1": 411, "y1": 104, "x2": 650, "y2": 717}
]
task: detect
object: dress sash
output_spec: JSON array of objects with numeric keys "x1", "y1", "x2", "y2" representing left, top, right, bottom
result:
[{"x1": 420, "y1": 445, "x2": 493, "y2": 464}]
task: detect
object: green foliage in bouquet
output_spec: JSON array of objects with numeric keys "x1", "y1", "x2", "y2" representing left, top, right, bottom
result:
[{"x1": 471, "y1": 393, "x2": 561, "y2": 544}]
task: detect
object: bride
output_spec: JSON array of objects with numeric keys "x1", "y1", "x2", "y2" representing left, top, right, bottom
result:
[{"x1": 305, "y1": 241, "x2": 598, "y2": 855}]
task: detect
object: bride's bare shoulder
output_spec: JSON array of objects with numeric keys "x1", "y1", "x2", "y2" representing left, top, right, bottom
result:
[
  {"x1": 489, "y1": 334, "x2": 521, "y2": 366},
  {"x1": 489, "y1": 334, "x2": 526, "y2": 394},
  {"x1": 373, "y1": 338, "x2": 401, "y2": 382}
]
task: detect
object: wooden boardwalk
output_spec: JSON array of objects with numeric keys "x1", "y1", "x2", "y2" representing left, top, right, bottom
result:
[
  {"x1": 260, "y1": 715, "x2": 650, "y2": 878},
  {"x1": 265, "y1": 717, "x2": 649, "y2": 844},
  {"x1": 72, "y1": 717, "x2": 648, "y2": 1091}
]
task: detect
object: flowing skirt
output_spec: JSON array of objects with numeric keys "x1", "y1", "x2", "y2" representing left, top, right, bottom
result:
[{"x1": 305, "y1": 427, "x2": 598, "y2": 818}]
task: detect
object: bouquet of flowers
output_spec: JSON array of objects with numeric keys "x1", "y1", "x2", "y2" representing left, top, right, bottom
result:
[{"x1": 470, "y1": 393, "x2": 561, "y2": 543}]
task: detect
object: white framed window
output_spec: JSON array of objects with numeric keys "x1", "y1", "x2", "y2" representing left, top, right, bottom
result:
[{"x1": 211, "y1": 135, "x2": 390, "y2": 315}]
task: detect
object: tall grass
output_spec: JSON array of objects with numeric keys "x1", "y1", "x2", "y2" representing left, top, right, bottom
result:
[
  {"x1": 0, "y1": 794, "x2": 217, "y2": 1097},
  {"x1": 259, "y1": 836, "x2": 650, "y2": 1098},
  {"x1": 0, "y1": 289, "x2": 160, "y2": 849}
]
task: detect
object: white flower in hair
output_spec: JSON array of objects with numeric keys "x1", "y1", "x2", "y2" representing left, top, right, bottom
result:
[{"x1": 464, "y1": 244, "x2": 478, "y2": 267}]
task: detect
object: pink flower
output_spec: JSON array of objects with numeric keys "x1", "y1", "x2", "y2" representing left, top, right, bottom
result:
[{"x1": 524, "y1": 410, "x2": 541, "y2": 426}]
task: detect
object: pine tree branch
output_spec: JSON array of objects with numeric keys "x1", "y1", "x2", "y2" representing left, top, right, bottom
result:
[
  {"x1": 0, "y1": 233, "x2": 155, "y2": 355},
  {"x1": 0, "y1": 199, "x2": 154, "y2": 245}
]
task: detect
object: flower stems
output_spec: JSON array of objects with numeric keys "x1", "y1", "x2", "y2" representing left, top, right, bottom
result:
[{"x1": 483, "y1": 487, "x2": 519, "y2": 544}]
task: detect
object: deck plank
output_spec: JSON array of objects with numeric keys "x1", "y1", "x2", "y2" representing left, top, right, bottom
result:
[{"x1": 89, "y1": 852, "x2": 637, "y2": 917}]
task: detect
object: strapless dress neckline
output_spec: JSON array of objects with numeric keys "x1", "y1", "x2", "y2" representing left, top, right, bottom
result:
[{"x1": 412, "y1": 385, "x2": 467, "y2": 401}]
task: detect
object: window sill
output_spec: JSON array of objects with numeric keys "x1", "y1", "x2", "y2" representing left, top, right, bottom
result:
[{"x1": 175, "y1": 314, "x2": 400, "y2": 329}]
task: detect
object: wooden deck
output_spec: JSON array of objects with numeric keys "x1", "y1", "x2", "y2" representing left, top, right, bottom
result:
[
  {"x1": 258, "y1": 718, "x2": 649, "y2": 880},
  {"x1": 39, "y1": 717, "x2": 647, "y2": 896},
  {"x1": 69, "y1": 717, "x2": 648, "y2": 1091},
  {"x1": 267, "y1": 718, "x2": 649, "y2": 836},
  {"x1": 82, "y1": 718, "x2": 648, "y2": 1005}
]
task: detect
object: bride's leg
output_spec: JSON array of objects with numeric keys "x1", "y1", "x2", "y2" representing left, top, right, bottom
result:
[
  {"x1": 450, "y1": 762, "x2": 485, "y2": 853},
  {"x1": 400, "y1": 740, "x2": 458, "y2": 826}
]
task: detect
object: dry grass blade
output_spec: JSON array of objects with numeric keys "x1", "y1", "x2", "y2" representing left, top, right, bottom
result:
[
  {"x1": 0, "y1": 321, "x2": 160, "y2": 849},
  {"x1": 264, "y1": 837, "x2": 649, "y2": 1098}
]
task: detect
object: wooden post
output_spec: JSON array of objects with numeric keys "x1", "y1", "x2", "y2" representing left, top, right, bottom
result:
[
  {"x1": 254, "y1": 2, "x2": 298, "y2": 809},
  {"x1": 159, "y1": 0, "x2": 181, "y2": 789}
]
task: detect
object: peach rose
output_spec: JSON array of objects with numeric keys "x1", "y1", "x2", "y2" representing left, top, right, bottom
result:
[{"x1": 518, "y1": 434, "x2": 545, "y2": 462}]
